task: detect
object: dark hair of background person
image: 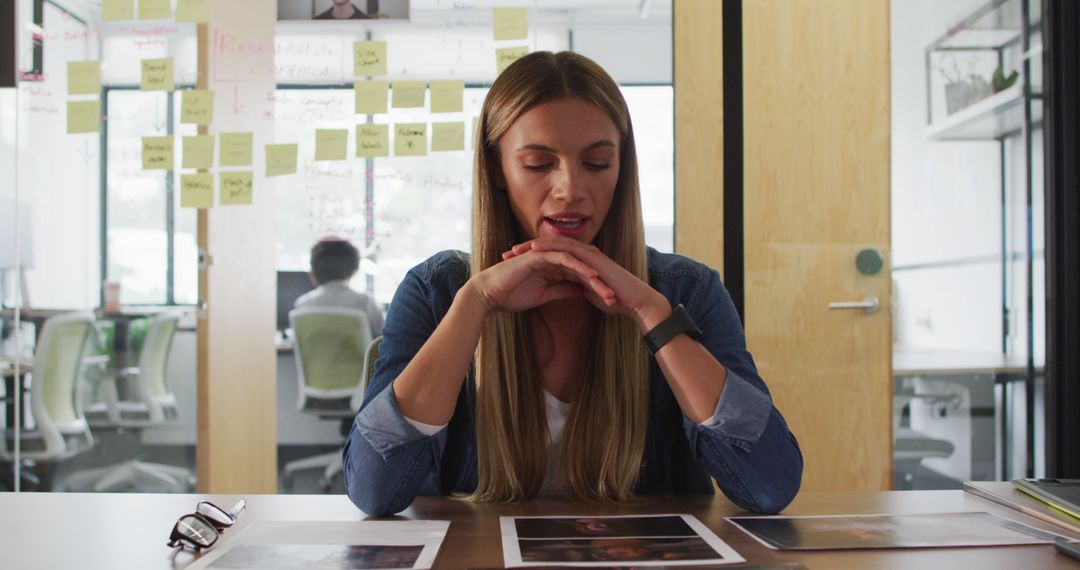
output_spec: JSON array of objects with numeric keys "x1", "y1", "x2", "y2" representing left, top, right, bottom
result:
[{"x1": 310, "y1": 239, "x2": 360, "y2": 284}]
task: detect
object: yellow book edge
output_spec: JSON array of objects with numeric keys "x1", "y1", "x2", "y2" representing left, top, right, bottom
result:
[{"x1": 1013, "y1": 481, "x2": 1080, "y2": 521}]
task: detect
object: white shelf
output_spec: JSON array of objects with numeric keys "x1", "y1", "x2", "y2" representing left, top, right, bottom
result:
[{"x1": 925, "y1": 84, "x2": 1041, "y2": 141}]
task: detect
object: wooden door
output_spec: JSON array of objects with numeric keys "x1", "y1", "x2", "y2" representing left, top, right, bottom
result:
[
  {"x1": 675, "y1": 0, "x2": 893, "y2": 492},
  {"x1": 743, "y1": 0, "x2": 892, "y2": 491}
]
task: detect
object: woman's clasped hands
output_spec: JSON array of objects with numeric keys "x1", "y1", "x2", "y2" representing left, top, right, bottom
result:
[{"x1": 470, "y1": 236, "x2": 669, "y2": 331}]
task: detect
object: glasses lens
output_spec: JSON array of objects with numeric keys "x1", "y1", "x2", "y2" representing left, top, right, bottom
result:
[
  {"x1": 196, "y1": 502, "x2": 232, "y2": 527},
  {"x1": 177, "y1": 515, "x2": 217, "y2": 547}
]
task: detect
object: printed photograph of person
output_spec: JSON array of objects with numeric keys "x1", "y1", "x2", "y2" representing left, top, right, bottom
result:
[
  {"x1": 515, "y1": 516, "x2": 696, "y2": 539},
  {"x1": 518, "y1": 537, "x2": 721, "y2": 563},
  {"x1": 277, "y1": 0, "x2": 410, "y2": 21}
]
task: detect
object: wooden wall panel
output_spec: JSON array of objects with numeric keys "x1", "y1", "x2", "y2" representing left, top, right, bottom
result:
[
  {"x1": 196, "y1": 0, "x2": 277, "y2": 493},
  {"x1": 674, "y1": 0, "x2": 725, "y2": 275}
]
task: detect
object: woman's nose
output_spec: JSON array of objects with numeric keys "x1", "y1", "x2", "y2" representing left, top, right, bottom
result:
[{"x1": 550, "y1": 165, "x2": 587, "y2": 202}]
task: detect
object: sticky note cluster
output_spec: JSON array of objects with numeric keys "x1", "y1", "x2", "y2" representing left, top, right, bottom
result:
[
  {"x1": 66, "y1": 60, "x2": 101, "y2": 134},
  {"x1": 102, "y1": 0, "x2": 209, "y2": 22},
  {"x1": 493, "y1": 8, "x2": 530, "y2": 74}
]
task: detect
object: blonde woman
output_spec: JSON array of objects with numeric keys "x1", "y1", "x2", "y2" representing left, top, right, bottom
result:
[{"x1": 343, "y1": 51, "x2": 802, "y2": 516}]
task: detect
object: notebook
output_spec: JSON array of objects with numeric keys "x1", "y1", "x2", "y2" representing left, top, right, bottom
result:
[{"x1": 1012, "y1": 479, "x2": 1080, "y2": 520}]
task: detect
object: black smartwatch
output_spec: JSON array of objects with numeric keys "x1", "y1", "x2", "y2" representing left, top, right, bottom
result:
[{"x1": 642, "y1": 304, "x2": 702, "y2": 354}]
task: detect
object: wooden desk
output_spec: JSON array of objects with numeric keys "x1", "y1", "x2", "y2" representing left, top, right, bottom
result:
[{"x1": 0, "y1": 490, "x2": 1078, "y2": 569}]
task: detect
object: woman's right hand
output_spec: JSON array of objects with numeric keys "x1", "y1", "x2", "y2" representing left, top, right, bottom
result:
[{"x1": 468, "y1": 250, "x2": 616, "y2": 314}]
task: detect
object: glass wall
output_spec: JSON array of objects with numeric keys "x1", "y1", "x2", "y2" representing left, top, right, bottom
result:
[{"x1": 891, "y1": 0, "x2": 1045, "y2": 488}]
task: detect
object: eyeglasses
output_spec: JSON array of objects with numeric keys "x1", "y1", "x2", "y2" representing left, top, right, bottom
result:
[{"x1": 166, "y1": 499, "x2": 246, "y2": 551}]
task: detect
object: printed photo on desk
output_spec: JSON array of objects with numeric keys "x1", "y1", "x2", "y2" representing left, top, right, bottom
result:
[
  {"x1": 277, "y1": 0, "x2": 410, "y2": 20},
  {"x1": 500, "y1": 515, "x2": 745, "y2": 567},
  {"x1": 726, "y1": 512, "x2": 1072, "y2": 550},
  {"x1": 186, "y1": 520, "x2": 449, "y2": 570}
]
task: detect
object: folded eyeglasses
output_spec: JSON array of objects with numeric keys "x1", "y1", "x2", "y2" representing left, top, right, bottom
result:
[{"x1": 167, "y1": 499, "x2": 246, "y2": 551}]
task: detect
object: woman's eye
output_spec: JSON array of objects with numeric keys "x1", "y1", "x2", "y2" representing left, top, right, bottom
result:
[
  {"x1": 523, "y1": 163, "x2": 553, "y2": 172},
  {"x1": 584, "y1": 162, "x2": 612, "y2": 171}
]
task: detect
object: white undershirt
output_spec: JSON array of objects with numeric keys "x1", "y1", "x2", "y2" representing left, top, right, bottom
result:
[{"x1": 403, "y1": 388, "x2": 573, "y2": 494}]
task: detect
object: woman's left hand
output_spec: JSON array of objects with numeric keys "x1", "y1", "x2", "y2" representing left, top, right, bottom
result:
[{"x1": 501, "y1": 237, "x2": 672, "y2": 332}]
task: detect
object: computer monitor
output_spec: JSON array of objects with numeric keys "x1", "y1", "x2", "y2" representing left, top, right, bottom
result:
[{"x1": 277, "y1": 270, "x2": 315, "y2": 332}]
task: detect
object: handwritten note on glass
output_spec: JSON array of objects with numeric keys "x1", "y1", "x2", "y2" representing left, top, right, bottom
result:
[
  {"x1": 181, "y1": 90, "x2": 215, "y2": 125},
  {"x1": 138, "y1": 0, "x2": 171, "y2": 20},
  {"x1": 430, "y1": 80, "x2": 464, "y2": 114},
  {"x1": 391, "y1": 81, "x2": 426, "y2": 109},
  {"x1": 101, "y1": 0, "x2": 134, "y2": 21},
  {"x1": 219, "y1": 132, "x2": 254, "y2": 167},
  {"x1": 356, "y1": 124, "x2": 389, "y2": 158},
  {"x1": 181, "y1": 173, "x2": 214, "y2": 209},
  {"x1": 220, "y1": 171, "x2": 254, "y2": 206},
  {"x1": 432, "y1": 122, "x2": 466, "y2": 152},
  {"x1": 140, "y1": 58, "x2": 175, "y2": 92},
  {"x1": 182, "y1": 135, "x2": 215, "y2": 170},
  {"x1": 493, "y1": 7, "x2": 529, "y2": 40},
  {"x1": 353, "y1": 41, "x2": 388, "y2": 77},
  {"x1": 67, "y1": 101, "x2": 100, "y2": 134},
  {"x1": 496, "y1": 46, "x2": 529, "y2": 74},
  {"x1": 355, "y1": 81, "x2": 389, "y2": 115},
  {"x1": 266, "y1": 143, "x2": 299, "y2": 177},
  {"x1": 176, "y1": 0, "x2": 210, "y2": 23},
  {"x1": 316, "y1": 129, "x2": 349, "y2": 161},
  {"x1": 394, "y1": 123, "x2": 428, "y2": 156},
  {"x1": 142, "y1": 136, "x2": 175, "y2": 170},
  {"x1": 67, "y1": 61, "x2": 101, "y2": 95}
]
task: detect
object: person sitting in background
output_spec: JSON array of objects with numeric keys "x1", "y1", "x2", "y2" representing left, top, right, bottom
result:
[
  {"x1": 295, "y1": 238, "x2": 384, "y2": 340},
  {"x1": 316, "y1": 0, "x2": 373, "y2": 19}
]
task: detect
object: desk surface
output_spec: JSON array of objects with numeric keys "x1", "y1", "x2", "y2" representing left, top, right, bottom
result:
[{"x1": 1, "y1": 489, "x2": 1078, "y2": 569}]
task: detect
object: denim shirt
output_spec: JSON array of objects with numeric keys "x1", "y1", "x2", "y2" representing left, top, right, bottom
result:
[{"x1": 343, "y1": 248, "x2": 803, "y2": 517}]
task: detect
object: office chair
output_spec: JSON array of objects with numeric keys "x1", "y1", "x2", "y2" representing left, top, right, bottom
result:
[
  {"x1": 283, "y1": 307, "x2": 372, "y2": 491},
  {"x1": 66, "y1": 313, "x2": 194, "y2": 492},
  {"x1": 0, "y1": 313, "x2": 96, "y2": 490},
  {"x1": 314, "y1": 335, "x2": 383, "y2": 490},
  {"x1": 892, "y1": 393, "x2": 957, "y2": 489}
]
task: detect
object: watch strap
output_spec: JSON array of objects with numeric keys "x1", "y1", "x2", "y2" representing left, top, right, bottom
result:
[{"x1": 642, "y1": 304, "x2": 702, "y2": 354}]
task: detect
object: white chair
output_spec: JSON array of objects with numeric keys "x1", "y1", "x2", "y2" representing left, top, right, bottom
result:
[
  {"x1": 0, "y1": 313, "x2": 96, "y2": 488},
  {"x1": 65, "y1": 313, "x2": 194, "y2": 492},
  {"x1": 283, "y1": 307, "x2": 372, "y2": 491}
]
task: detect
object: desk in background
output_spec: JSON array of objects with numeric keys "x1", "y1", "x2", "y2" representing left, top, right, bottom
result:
[{"x1": 0, "y1": 489, "x2": 1077, "y2": 569}]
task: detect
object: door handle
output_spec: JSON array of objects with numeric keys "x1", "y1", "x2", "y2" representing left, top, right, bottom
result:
[{"x1": 828, "y1": 297, "x2": 880, "y2": 314}]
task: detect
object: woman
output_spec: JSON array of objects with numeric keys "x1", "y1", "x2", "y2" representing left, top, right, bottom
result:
[{"x1": 343, "y1": 51, "x2": 802, "y2": 516}]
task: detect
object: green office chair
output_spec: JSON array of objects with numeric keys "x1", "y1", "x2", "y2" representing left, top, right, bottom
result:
[
  {"x1": 316, "y1": 335, "x2": 382, "y2": 489},
  {"x1": 283, "y1": 307, "x2": 373, "y2": 491},
  {"x1": 0, "y1": 313, "x2": 96, "y2": 487},
  {"x1": 67, "y1": 313, "x2": 193, "y2": 492}
]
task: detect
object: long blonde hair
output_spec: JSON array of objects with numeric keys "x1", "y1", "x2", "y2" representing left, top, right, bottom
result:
[{"x1": 469, "y1": 51, "x2": 650, "y2": 503}]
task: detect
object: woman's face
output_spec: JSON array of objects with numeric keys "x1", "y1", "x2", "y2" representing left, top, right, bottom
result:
[{"x1": 497, "y1": 97, "x2": 621, "y2": 244}]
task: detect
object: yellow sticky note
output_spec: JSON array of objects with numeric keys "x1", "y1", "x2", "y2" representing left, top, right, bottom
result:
[
  {"x1": 102, "y1": 0, "x2": 134, "y2": 21},
  {"x1": 176, "y1": 0, "x2": 211, "y2": 23},
  {"x1": 472, "y1": 116, "x2": 480, "y2": 147},
  {"x1": 353, "y1": 41, "x2": 387, "y2": 77},
  {"x1": 315, "y1": 129, "x2": 348, "y2": 161},
  {"x1": 141, "y1": 58, "x2": 174, "y2": 92},
  {"x1": 220, "y1": 171, "x2": 254, "y2": 206},
  {"x1": 180, "y1": 90, "x2": 215, "y2": 125},
  {"x1": 494, "y1": 7, "x2": 529, "y2": 41},
  {"x1": 394, "y1": 123, "x2": 427, "y2": 157},
  {"x1": 496, "y1": 46, "x2": 528, "y2": 74},
  {"x1": 355, "y1": 124, "x2": 389, "y2": 158},
  {"x1": 67, "y1": 61, "x2": 101, "y2": 95},
  {"x1": 180, "y1": 173, "x2": 214, "y2": 209},
  {"x1": 219, "y1": 132, "x2": 253, "y2": 167},
  {"x1": 67, "y1": 101, "x2": 101, "y2": 134},
  {"x1": 182, "y1": 135, "x2": 214, "y2": 170},
  {"x1": 430, "y1": 80, "x2": 464, "y2": 114},
  {"x1": 266, "y1": 144, "x2": 298, "y2": 177},
  {"x1": 138, "y1": 0, "x2": 171, "y2": 20},
  {"x1": 142, "y1": 136, "x2": 174, "y2": 170},
  {"x1": 391, "y1": 81, "x2": 426, "y2": 109},
  {"x1": 355, "y1": 81, "x2": 389, "y2": 115},
  {"x1": 432, "y1": 122, "x2": 465, "y2": 152}
]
